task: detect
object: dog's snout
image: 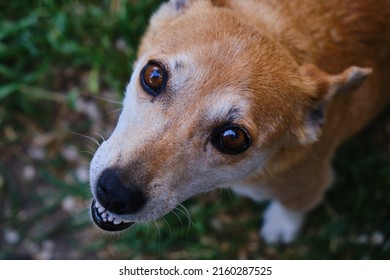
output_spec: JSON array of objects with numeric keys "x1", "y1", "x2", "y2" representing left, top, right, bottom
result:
[{"x1": 96, "y1": 169, "x2": 146, "y2": 214}]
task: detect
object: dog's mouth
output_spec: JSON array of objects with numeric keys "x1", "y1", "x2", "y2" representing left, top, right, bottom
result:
[{"x1": 90, "y1": 199, "x2": 134, "y2": 232}]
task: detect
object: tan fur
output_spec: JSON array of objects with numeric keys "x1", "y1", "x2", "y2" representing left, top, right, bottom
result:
[{"x1": 90, "y1": 0, "x2": 390, "y2": 242}]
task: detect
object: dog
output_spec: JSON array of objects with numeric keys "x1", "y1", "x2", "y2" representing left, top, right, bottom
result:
[{"x1": 89, "y1": 0, "x2": 390, "y2": 244}]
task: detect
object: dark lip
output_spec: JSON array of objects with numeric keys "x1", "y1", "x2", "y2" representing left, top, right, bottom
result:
[{"x1": 90, "y1": 199, "x2": 134, "y2": 232}]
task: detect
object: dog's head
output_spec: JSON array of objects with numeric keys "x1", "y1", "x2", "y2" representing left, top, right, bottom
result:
[{"x1": 89, "y1": 0, "x2": 371, "y2": 231}]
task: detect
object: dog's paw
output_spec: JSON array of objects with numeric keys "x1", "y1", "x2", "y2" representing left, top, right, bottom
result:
[{"x1": 260, "y1": 201, "x2": 304, "y2": 244}]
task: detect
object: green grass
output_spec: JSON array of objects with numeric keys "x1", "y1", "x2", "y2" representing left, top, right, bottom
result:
[{"x1": 0, "y1": 0, "x2": 389, "y2": 260}]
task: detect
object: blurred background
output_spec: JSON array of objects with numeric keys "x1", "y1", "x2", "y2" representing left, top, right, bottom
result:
[{"x1": 0, "y1": 0, "x2": 389, "y2": 260}]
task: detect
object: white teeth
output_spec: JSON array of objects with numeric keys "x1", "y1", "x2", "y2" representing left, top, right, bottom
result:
[
  {"x1": 94, "y1": 201, "x2": 128, "y2": 225},
  {"x1": 94, "y1": 201, "x2": 106, "y2": 213}
]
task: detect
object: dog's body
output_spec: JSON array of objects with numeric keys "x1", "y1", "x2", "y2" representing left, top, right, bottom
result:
[{"x1": 89, "y1": 0, "x2": 390, "y2": 243}]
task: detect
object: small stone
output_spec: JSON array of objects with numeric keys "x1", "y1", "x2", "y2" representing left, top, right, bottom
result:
[
  {"x1": 22, "y1": 165, "x2": 36, "y2": 181},
  {"x1": 75, "y1": 165, "x2": 89, "y2": 182},
  {"x1": 62, "y1": 196, "x2": 77, "y2": 213},
  {"x1": 115, "y1": 38, "x2": 127, "y2": 51},
  {"x1": 371, "y1": 231, "x2": 385, "y2": 245},
  {"x1": 28, "y1": 146, "x2": 46, "y2": 160},
  {"x1": 61, "y1": 146, "x2": 79, "y2": 162},
  {"x1": 4, "y1": 229, "x2": 20, "y2": 244}
]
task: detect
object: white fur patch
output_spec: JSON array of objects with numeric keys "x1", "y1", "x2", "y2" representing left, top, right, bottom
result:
[
  {"x1": 260, "y1": 201, "x2": 305, "y2": 244},
  {"x1": 230, "y1": 180, "x2": 271, "y2": 202}
]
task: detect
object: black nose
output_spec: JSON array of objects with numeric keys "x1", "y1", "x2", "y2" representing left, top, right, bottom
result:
[{"x1": 96, "y1": 169, "x2": 146, "y2": 214}]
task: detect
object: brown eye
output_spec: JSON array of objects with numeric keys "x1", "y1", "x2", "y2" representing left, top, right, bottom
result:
[
  {"x1": 211, "y1": 125, "x2": 251, "y2": 155},
  {"x1": 140, "y1": 61, "x2": 167, "y2": 96}
]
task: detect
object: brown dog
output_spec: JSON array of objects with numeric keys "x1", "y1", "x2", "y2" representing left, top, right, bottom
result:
[{"x1": 89, "y1": 0, "x2": 390, "y2": 243}]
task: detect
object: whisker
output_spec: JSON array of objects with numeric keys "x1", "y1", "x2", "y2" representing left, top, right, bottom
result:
[
  {"x1": 108, "y1": 108, "x2": 123, "y2": 115},
  {"x1": 131, "y1": 223, "x2": 141, "y2": 237},
  {"x1": 71, "y1": 131, "x2": 101, "y2": 147},
  {"x1": 81, "y1": 145, "x2": 97, "y2": 157},
  {"x1": 143, "y1": 222, "x2": 150, "y2": 242},
  {"x1": 178, "y1": 203, "x2": 194, "y2": 227},
  {"x1": 91, "y1": 95, "x2": 123, "y2": 105},
  {"x1": 177, "y1": 204, "x2": 193, "y2": 239},
  {"x1": 80, "y1": 149, "x2": 95, "y2": 157},
  {"x1": 223, "y1": 188, "x2": 247, "y2": 227},
  {"x1": 172, "y1": 209, "x2": 185, "y2": 242},
  {"x1": 162, "y1": 216, "x2": 172, "y2": 239},
  {"x1": 225, "y1": 188, "x2": 238, "y2": 209},
  {"x1": 154, "y1": 220, "x2": 161, "y2": 251},
  {"x1": 91, "y1": 132, "x2": 106, "y2": 143},
  {"x1": 86, "y1": 144, "x2": 98, "y2": 153}
]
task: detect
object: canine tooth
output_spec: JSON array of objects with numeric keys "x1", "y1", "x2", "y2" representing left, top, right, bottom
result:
[
  {"x1": 101, "y1": 212, "x2": 108, "y2": 218},
  {"x1": 113, "y1": 218, "x2": 122, "y2": 225},
  {"x1": 107, "y1": 215, "x2": 114, "y2": 222},
  {"x1": 95, "y1": 201, "x2": 101, "y2": 208},
  {"x1": 98, "y1": 206, "x2": 105, "y2": 213}
]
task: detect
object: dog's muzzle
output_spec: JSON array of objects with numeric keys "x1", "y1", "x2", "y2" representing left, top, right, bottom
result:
[{"x1": 90, "y1": 168, "x2": 146, "y2": 232}]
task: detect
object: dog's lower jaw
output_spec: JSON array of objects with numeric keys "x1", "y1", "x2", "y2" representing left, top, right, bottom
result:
[
  {"x1": 260, "y1": 201, "x2": 305, "y2": 244},
  {"x1": 91, "y1": 199, "x2": 134, "y2": 232}
]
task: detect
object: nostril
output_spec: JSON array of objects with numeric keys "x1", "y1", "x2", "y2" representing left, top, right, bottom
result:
[
  {"x1": 96, "y1": 169, "x2": 118, "y2": 207},
  {"x1": 96, "y1": 168, "x2": 146, "y2": 215}
]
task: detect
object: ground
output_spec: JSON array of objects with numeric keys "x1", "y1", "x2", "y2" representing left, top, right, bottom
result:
[{"x1": 0, "y1": 0, "x2": 389, "y2": 260}]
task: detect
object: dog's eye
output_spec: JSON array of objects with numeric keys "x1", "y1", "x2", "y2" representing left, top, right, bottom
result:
[
  {"x1": 140, "y1": 62, "x2": 167, "y2": 96},
  {"x1": 211, "y1": 125, "x2": 251, "y2": 155}
]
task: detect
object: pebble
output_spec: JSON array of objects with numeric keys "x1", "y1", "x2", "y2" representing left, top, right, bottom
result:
[
  {"x1": 4, "y1": 229, "x2": 20, "y2": 244},
  {"x1": 28, "y1": 146, "x2": 46, "y2": 160},
  {"x1": 75, "y1": 165, "x2": 89, "y2": 182},
  {"x1": 371, "y1": 231, "x2": 385, "y2": 245},
  {"x1": 22, "y1": 165, "x2": 36, "y2": 181},
  {"x1": 61, "y1": 146, "x2": 79, "y2": 162}
]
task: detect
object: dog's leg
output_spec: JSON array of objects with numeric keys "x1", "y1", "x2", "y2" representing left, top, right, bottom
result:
[
  {"x1": 260, "y1": 201, "x2": 305, "y2": 244},
  {"x1": 259, "y1": 160, "x2": 335, "y2": 244}
]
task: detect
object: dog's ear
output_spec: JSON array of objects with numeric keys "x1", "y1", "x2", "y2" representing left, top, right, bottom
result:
[{"x1": 296, "y1": 64, "x2": 372, "y2": 144}]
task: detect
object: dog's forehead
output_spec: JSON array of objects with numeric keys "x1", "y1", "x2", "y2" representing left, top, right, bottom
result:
[
  {"x1": 133, "y1": 42, "x2": 254, "y2": 112},
  {"x1": 125, "y1": 6, "x2": 307, "y2": 144},
  {"x1": 138, "y1": 26, "x2": 297, "y2": 106}
]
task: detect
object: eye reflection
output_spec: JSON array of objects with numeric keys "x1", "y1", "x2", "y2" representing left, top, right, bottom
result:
[
  {"x1": 211, "y1": 125, "x2": 251, "y2": 155},
  {"x1": 140, "y1": 61, "x2": 167, "y2": 96}
]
